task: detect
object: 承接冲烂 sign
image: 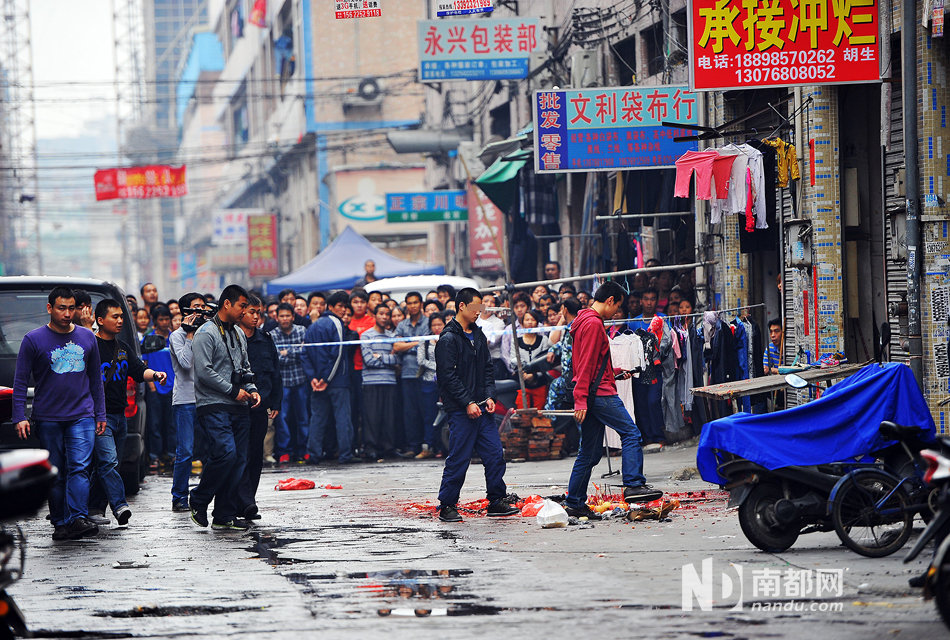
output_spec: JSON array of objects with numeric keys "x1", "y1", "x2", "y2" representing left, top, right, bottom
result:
[
  {"x1": 688, "y1": 0, "x2": 880, "y2": 91},
  {"x1": 532, "y1": 86, "x2": 699, "y2": 173},
  {"x1": 418, "y1": 17, "x2": 541, "y2": 82}
]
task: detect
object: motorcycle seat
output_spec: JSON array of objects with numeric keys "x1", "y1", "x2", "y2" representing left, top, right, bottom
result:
[{"x1": 879, "y1": 421, "x2": 922, "y2": 441}]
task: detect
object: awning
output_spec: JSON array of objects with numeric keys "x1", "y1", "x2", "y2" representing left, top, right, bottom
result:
[{"x1": 475, "y1": 154, "x2": 526, "y2": 213}]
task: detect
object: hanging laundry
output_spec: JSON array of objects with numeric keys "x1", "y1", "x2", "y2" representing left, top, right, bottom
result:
[
  {"x1": 707, "y1": 144, "x2": 766, "y2": 230},
  {"x1": 673, "y1": 150, "x2": 737, "y2": 200},
  {"x1": 762, "y1": 138, "x2": 801, "y2": 187},
  {"x1": 745, "y1": 167, "x2": 756, "y2": 233}
]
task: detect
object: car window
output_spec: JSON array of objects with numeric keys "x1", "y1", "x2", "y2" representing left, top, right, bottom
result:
[{"x1": 0, "y1": 290, "x2": 110, "y2": 356}]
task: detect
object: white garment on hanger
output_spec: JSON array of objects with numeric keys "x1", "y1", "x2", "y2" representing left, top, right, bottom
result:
[
  {"x1": 710, "y1": 143, "x2": 767, "y2": 229},
  {"x1": 608, "y1": 333, "x2": 641, "y2": 449}
]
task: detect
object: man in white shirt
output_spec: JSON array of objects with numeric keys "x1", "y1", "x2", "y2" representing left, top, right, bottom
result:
[{"x1": 476, "y1": 292, "x2": 507, "y2": 380}]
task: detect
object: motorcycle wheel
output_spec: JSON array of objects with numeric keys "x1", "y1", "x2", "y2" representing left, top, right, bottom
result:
[
  {"x1": 831, "y1": 469, "x2": 913, "y2": 557},
  {"x1": 937, "y1": 559, "x2": 950, "y2": 632},
  {"x1": 737, "y1": 482, "x2": 800, "y2": 553}
]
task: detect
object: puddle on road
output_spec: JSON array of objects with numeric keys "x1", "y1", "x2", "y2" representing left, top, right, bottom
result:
[{"x1": 94, "y1": 604, "x2": 261, "y2": 618}]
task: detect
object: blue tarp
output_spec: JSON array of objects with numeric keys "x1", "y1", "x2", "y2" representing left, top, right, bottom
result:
[
  {"x1": 264, "y1": 225, "x2": 445, "y2": 295},
  {"x1": 697, "y1": 363, "x2": 937, "y2": 485}
]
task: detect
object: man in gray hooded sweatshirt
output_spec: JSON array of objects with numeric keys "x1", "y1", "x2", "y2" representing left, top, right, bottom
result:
[{"x1": 189, "y1": 284, "x2": 260, "y2": 531}]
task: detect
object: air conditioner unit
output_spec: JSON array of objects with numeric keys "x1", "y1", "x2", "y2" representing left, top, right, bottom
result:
[
  {"x1": 529, "y1": 51, "x2": 554, "y2": 90},
  {"x1": 570, "y1": 50, "x2": 601, "y2": 88},
  {"x1": 343, "y1": 77, "x2": 383, "y2": 108}
]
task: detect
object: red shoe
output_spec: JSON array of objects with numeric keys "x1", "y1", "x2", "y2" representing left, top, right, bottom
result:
[{"x1": 278, "y1": 454, "x2": 291, "y2": 465}]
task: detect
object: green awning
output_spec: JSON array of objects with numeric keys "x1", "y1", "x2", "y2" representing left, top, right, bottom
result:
[{"x1": 475, "y1": 154, "x2": 526, "y2": 213}]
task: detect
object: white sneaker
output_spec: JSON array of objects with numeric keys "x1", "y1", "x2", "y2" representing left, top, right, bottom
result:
[
  {"x1": 115, "y1": 506, "x2": 132, "y2": 526},
  {"x1": 88, "y1": 513, "x2": 110, "y2": 525},
  {"x1": 264, "y1": 455, "x2": 277, "y2": 465}
]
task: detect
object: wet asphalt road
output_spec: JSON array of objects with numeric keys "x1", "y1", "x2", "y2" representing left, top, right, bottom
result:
[{"x1": 8, "y1": 444, "x2": 948, "y2": 639}]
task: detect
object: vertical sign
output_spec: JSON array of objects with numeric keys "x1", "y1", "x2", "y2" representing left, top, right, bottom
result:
[
  {"x1": 417, "y1": 17, "x2": 542, "y2": 82},
  {"x1": 335, "y1": 1, "x2": 381, "y2": 19},
  {"x1": 688, "y1": 0, "x2": 880, "y2": 91},
  {"x1": 247, "y1": 214, "x2": 279, "y2": 277},
  {"x1": 468, "y1": 183, "x2": 505, "y2": 271},
  {"x1": 532, "y1": 86, "x2": 699, "y2": 173}
]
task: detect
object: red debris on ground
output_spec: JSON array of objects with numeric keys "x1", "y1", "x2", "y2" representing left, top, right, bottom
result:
[{"x1": 274, "y1": 478, "x2": 344, "y2": 491}]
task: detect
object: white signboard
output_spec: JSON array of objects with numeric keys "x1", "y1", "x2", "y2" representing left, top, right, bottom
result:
[
  {"x1": 335, "y1": 0, "x2": 381, "y2": 19},
  {"x1": 436, "y1": 0, "x2": 493, "y2": 17}
]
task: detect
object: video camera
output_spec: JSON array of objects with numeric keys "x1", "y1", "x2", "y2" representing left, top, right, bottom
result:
[{"x1": 181, "y1": 303, "x2": 218, "y2": 333}]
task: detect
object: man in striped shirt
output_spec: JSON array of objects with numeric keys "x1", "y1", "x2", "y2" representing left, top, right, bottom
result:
[
  {"x1": 763, "y1": 318, "x2": 783, "y2": 375},
  {"x1": 269, "y1": 303, "x2": 309, "y2": 463}
]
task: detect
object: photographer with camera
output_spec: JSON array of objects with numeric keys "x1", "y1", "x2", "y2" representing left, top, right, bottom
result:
[
  {"x1": 189, "y1": 285, "x2": 261, "y2": 531},
  {"x1": 168, "y1": 292, "x2": 209, "y2": 512}
]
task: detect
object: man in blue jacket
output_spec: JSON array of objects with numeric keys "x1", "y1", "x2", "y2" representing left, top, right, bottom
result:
[{"x1": 302, "y1": 291, "x2": 355, "y2": 463}]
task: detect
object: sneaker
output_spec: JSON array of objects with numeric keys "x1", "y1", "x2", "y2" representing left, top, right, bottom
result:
[
  {"x1": 115, "y1": 506, "x2": 132, "y2": 526},
  {"x1": 340, "y1": 456, "x2": 361, "y2": 464},
  {"x1": 304, "y1": 455, "x2": 320, "y2": 466},
  {"x1": 88, "y1": 512, "x2": 110, "y2": 526},
  {"x1": 438, "y1": 504, "x2": 462, "y2": 522},
  {"x1": 191, "y1": 460, "x2": 203, "y2": 472},
  {"x1": 395, "y1": 449, "x2": 418, "y2": 459},
  {"x1": 172, "y1": 499, "x2": 190, "y2": 512},
  {"x1": 52, "y1": 525, "x2": 69, "y2": 541},
  {"x1": 415, "y1": 448, "x2": 434, "y2": 460},
  {"x1": 486, "y1": 499, "x2": 520, "y2": 517},
  {"x1": 264, "y1": 455, "x2": 277, "y2": 466},
  {"x1": 278, "y1": 454, "x2": 291, "y2": 465},
  {"x1": 563, "y1": 504, "x2": 603, "y2": 521},
  {"x1": 243, "y1": 504, "x2": 260, "y2": 520},
  {"x1": 643, "y1": 443, "x2": 664, "y2": 453},
  {"x1": 623, "y1": 484, "x2": 664, "y2": 502},
  {"x1": 66, "y1": 517, "x2": 99, "y2": 539},
  {"x1": 190, "y1": 504, "x2": 209, "y2": 528},
  {"x1": 211, "y1": 518, "x2": 250, "y2": 531}
]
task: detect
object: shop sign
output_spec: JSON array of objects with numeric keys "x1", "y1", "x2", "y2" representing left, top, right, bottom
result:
[
  {"x1": 417, "y1": 17, "x2": 541, "y2": 82},
  {"x1": 386, "y1": 190, "x2": 468, "y2": 223},
  {"x1": 94, "y1": 165, "x2": 187, "y2": 201},
  {"x1": 467, "y1": 183, "x2": 505, "y2": 271},
  {"x1": 335, "y1": 0, "x2": 381, "y2": 19},
  {"x1": 436, "y1": 0, "x2": 493, "y2": 17},
  {"x1": 211, "y1": 210, "x2": 248, "y2": 246},
  {"x1": 247, "y1": 214, "x2": 279, "y2": 277},
  {"x1": 688, "y1": 0, "x2": 880, "y2": 91},
  {"x1": 532, "y1": 86, "x2": 699, "y2": 173}
]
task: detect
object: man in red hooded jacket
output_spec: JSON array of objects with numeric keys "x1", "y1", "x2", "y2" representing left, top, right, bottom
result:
[{"x1": 564, "y1": 280, "x2": 663, "y2": 520}]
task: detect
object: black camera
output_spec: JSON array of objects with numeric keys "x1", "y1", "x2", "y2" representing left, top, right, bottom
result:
[
  {"x1": 231, "y1": 369, "x2": 256, "y2": 386},
  {"x1": 181, "y1": 303, "x2": 218, "y2": 332}
]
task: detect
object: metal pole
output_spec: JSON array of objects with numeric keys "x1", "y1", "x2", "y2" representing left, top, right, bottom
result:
[
  {"x1": 903, "y1": 0, "x2": 922, "y2": 386},
  {"x1": 482, "y1": 260, "x2": 717, "y2": 293},
  {"x1": 594, "y1": 212, "x2": 691, "y2": 221}
]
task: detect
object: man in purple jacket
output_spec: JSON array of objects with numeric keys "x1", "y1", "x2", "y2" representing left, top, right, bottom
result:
[{"x1": 12, "y1": 286, "x2": 107, "y2": 540}]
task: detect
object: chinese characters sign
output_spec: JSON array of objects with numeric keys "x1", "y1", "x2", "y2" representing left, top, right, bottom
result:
[
  {"x1": 688, "y1": 0, "x2": 880, "y2": 90},
  {"x1": 386, "y1": 190, "x2": 468, "y2": 223},
  {"x1": 212, "y1": 210, "x2": 248, "y2": 246},
  {"x1": 436, "y1": 0, "x2": 493, "y2": 17},
  {"x1": 94, "y1": 165, "x2": 187, "y2": 201},
  {"x1": 247, "y1": 214, "x2": 279, "y2": 277},
  {"x1": 468, "y1": 184, "x2": 505, "y2": 271},
  {"x1": 532, "y1": 86, "x2": 699, "y2": 174},
  {"x1": 335, "y1": 0, "x2": 381, "y2": 19},
  {"x1": 417, "y1": 17, "x2": 541, "y2": 82}
]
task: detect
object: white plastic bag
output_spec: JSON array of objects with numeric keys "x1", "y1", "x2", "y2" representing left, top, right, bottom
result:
[{"x1": 536, "y1": 499, "x2": 569, "y2": 529}]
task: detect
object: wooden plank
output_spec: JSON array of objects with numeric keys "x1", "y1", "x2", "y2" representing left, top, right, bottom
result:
[{"x1": 691, "y1": 362, "x2": 869, "y2": 400}]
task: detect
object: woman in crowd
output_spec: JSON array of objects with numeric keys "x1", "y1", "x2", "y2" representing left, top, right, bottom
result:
[
  {"x1": 134, "y1": 307, "x2": 151, "y2": 342},
  {"x1": 423, "y1": 299, "x2": 443, "y2": 317},
  {"x1": 390, "y1": 305, "x2": 406, "y2": 330},
  {"x1": 416, "y1": 313, "x2": 446, "y2": 459},
  {"x1": 508, "y1": 309, "x2": 550, "y2": 410}
]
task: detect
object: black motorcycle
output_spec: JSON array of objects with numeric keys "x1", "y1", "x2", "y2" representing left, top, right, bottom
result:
[{"x1": 0, "y1": 448, "x2": 58, "y2": 639}]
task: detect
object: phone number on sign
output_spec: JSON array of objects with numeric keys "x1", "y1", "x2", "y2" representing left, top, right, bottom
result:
[{"x1": 734, "y1": 49, "x2": 837, "y2": 83}]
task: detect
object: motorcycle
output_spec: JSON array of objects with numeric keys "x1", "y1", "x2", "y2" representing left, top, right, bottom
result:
[
  {"x1": 0, "y1": 447, "x2": 57, "y2": 639},
  {"x1": 903, "y1": 432, "x2": 950, "y2": 630}
]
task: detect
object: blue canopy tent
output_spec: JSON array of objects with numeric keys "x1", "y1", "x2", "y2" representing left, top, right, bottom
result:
[{"x1": 264, "y1": 225, "x2": 445, "y2": 295}]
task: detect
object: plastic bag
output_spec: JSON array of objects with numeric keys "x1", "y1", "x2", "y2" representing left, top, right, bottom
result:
[
  {"x1": 275, "y1": 478, "x2": 316, "y2": 491},
  {"x1": 536, "y1": 499, "x2": 569, "y2": 528}
]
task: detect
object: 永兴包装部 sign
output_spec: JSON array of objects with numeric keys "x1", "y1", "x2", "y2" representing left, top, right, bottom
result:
[
  {"x1": 435, "y1": 0, "x2": 493, "y2": 17},
  {"x1": 532, "y1": 86, "x2": 699, "y2": 174},
  {"x1": 688, "y1": 0, "x2": 880, "y2": 91},
  {"x1": 335, "y1": 0, "x2": 381, "y2": 19},
  {"x1": 417, "y1": 17, "x2": 541, "y2": 82},
  {"x1": 386, "y1": 190, "x2": 468, "y2": 223}
]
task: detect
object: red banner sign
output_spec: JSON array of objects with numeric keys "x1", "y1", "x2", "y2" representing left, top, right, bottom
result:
[
  {"x1": 467, "y1": 184, "x2": 505, "y2": 272},
  {"x1": 688, "y1": 0, "x2": 880, "y2": 91},
  {"x1": 335, "y1": 0, "x2": 381, "y2": 19},
  {"x1": 94, "y1": 165, "x2": 187, "y2": 201},
  {"x1": 247, "y1": 214, "x2": 279, "y2": 277}
]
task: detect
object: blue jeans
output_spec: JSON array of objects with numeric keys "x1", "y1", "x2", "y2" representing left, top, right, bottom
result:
[
  {"x1": 190, "y1": 410, "x2": 249, "y2": 521},
  {"x1": 36, "y1": 417, "x2": 95, "y2": 526},
  {"x1": 146, "y1": 389, "x2": 176, "y2": 459},
  {"x1": 89, "y1": 414, "x2": 128, "y2": 514},
  {"x1": 438, "y1": 411, "x2": 507, "y2": 506},
  {"x1": 401, "y1": 378, "x2": 425, "y2": 451},
  {"x1": 171, "y1": 403, "x2": 196, "y2": 502},
  {"x1": 309, "y1": 387, "x2": 353, "y2": 462},
  {"x1": 276, "y1": 383, "x2": 309, "y2": 458},
  {"x1": 420, "y1": 380, "x2": 439, "y2": 449},
  {"x1": 633, "y1": 381, "x2": 665, "y2": 444},
  {"x1": 566, "y1": 394, "x2": 646, "y2": 509}
]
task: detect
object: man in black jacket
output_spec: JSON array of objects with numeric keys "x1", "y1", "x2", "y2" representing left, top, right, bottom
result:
[
  {"x1": 435, "y1": 288, "x2": 519, "y2": 523},
  {"x1": 237, "y1": 295, "x2": 282, "y2": 520}
]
